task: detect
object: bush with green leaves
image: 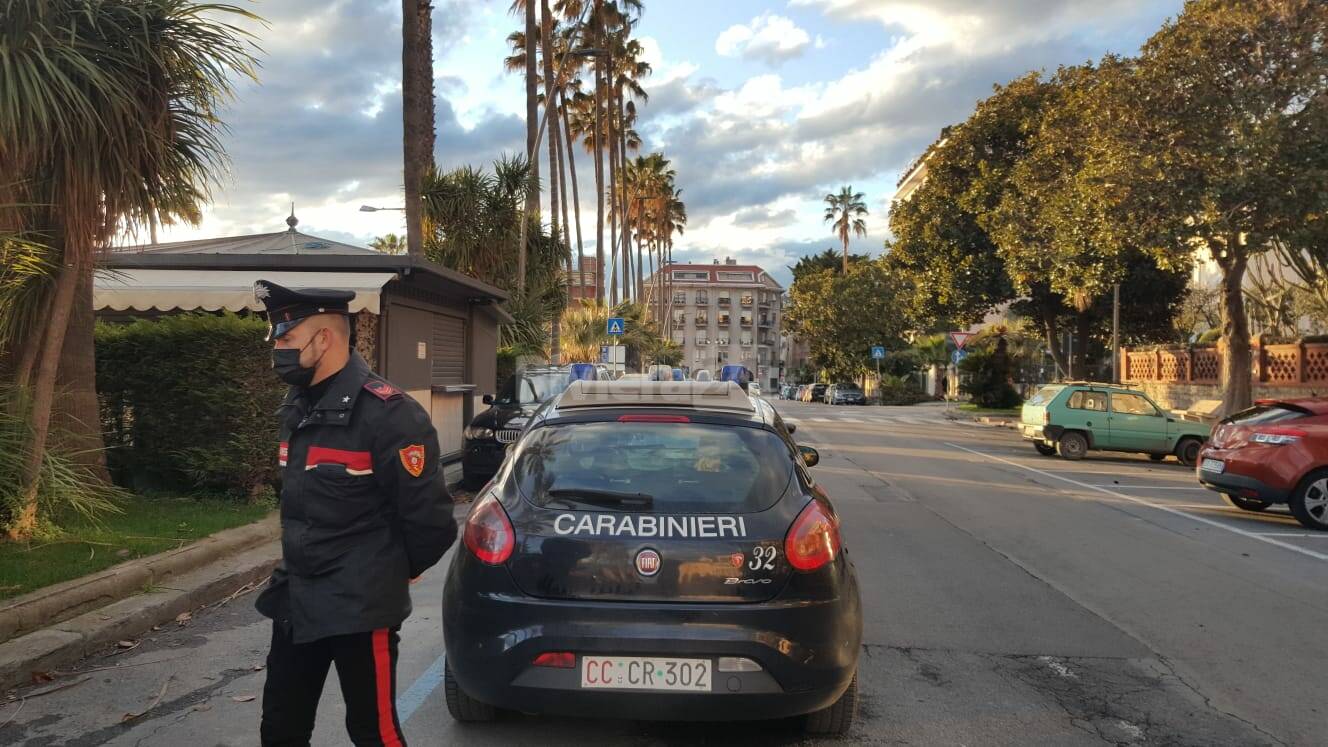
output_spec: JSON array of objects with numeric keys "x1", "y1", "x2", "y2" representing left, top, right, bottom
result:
[
  {"x1": 96, "y1": 314, "x2": 284, "y2": 499},
  {"x1": 959, "y1": 348, "x2": 1022, "y2": 409},
  {"x1": 876, "y1": 374, "x2": 931, "y2": 405},
  {"x1": 0, "y1": 385, "x2": 125, "y2": 536}
]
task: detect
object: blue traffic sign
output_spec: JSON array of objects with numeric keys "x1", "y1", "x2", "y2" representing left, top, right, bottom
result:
[
  {"x1": 606, "y1": 317, "x2": 625, "y2": 336},
  {"x1": 951, "y1": 348, "x2": 968, "y2": 365},
  {"x1": 871, "y1": 346, "x2": 886, "y2": 360}
]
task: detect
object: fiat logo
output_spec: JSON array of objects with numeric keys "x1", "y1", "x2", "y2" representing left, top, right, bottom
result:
[{"x1": 635, "y1": 548, "x2": 661, "y2": 577}]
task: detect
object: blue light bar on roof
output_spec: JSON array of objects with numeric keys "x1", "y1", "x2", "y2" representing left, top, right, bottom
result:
[{"x1": 568, "y1": 363, "x2": 598, "y2": 382}]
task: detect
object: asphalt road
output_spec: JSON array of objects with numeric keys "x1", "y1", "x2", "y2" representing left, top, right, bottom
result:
[{"x1": 4, "y1": 400, "x2": 1326, "y2": 746}]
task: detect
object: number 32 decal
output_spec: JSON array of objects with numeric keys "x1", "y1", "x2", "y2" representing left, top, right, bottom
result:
[{"x1": 748, "y1": 545, "x2": 777, "y2": 571}]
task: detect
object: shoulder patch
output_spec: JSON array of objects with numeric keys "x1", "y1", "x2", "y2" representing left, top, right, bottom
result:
[{"x1": 363, "y1": 379, "x2": 403, "y2": 400}]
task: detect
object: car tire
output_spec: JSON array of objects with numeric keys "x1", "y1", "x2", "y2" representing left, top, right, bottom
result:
[
  {"x1": 1149, "y1": 454, "x2": 1167, "y2": 462},
  {"x1": 1222, "y1": 493, "x2": 1272, "y2": 512},
  {"x1": 804, "y1": 671, "x2": 857, "y2": 737},
  {"x1": 1175, "y1": 438, "x2": 1202, "y2": 468},
  {"x1": 444, "y1": 659, "x2": 498, "y2": 722},
  {"x1": 1057, "y1": 432, "x2": 1088, "y2": 461},
  {"x1": 1289, "y1": 469, "x2": 1328, "y2": 531},
  {"x1": 1034, "y1": 442, "x2": 1057, "y2": 456}
]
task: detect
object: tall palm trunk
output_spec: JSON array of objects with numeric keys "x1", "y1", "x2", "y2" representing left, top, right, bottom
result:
[
  {"x1": 541, "y1": 0, "x2": 558, "y2": 250},
  {"x1": 401, "y1": 0, "x2": 435, "y2": 257},
  {"x1": 594, "y1": 59, "x2": 606, "y2": 304},
  {"x1": 13, "y1": 243, "x2": 83, "y2": 539},
  {"x1": 559, "y1": 90, "x2": 585, "y2": 273},
  {"x1": 54, "y1": 268, "x2": 110, "y2": 481},
  {"x1": 519, "y1": 0, "x2": 539, "y2": 296}
]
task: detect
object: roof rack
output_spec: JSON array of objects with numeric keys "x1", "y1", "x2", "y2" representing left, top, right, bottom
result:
[
  {"x1": 1063, "y1": 381, "x2": 1142, "y2": 388},
  {"x1": 557, "y1": 380, "x2": 755, "y2": 413}
]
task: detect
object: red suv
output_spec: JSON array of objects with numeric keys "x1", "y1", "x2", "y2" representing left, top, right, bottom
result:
[{"x1": 1197, "y1": 399, "x2": 1328, "y2": 530}]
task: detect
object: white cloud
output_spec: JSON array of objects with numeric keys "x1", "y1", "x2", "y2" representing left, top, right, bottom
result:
[{"x1": 715, "y1": 13, "x2": 815, "y2": 65}]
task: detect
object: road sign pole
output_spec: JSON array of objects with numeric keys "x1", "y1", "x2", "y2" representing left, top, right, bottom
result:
[{"x1": 875, "y1": 356, "x2": 881, "y2": 405}]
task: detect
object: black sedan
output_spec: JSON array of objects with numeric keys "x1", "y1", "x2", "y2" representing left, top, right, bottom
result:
[
  {"x1": 461, "y1": 366, "x2": 575, "y2": 486},
  {"x1": 443, "y1": 380, "x2": 862, "y2": 736}
]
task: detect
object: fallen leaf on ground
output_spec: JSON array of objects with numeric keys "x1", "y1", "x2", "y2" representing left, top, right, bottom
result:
[
  {"x1": 30, "y1": 671, "x2": 54, "y2": 685},
  {"x1": 192, "y1": 703, "x2": 212, "y2": 712},
  {"x1": 175, "y1": 612, "x2": 192, "y2": 625},
  {"x1": 252, "y1": 664, "x2": 265, "y2": 671},
  {"x1": 231, "y1": 694, "x2": 256, "y2": 703},
  {"x1": 117, "y1": 640, "x2": 138, "y2": 649},
  {"x1": 121, "y1": 677, "x2": 170, "y2": 722}
]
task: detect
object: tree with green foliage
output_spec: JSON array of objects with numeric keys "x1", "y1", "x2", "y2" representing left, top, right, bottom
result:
[
  {"x1": 785, "y1": 260, "x2": 910, "y2": 381},
  {"x1": 1086, "y1": 0, "x2": 1328, "y2": 414},
  {"x1": 788, "y1": 249, "x2": 870, "y2": 283},
  {"x1": 0, "y1": 0, "x2": 258, "y2": 539},
  {"x1": 824, "y1": 186, "x2": 869, "y2": 274},
  {"x1": 369, "y1": 234, "x2": 407, "y2": 255}
]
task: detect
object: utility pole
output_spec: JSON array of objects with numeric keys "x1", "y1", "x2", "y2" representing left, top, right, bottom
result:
[{"x1": 1111, "y1": 283, "x2": 1121, "y2": 383}]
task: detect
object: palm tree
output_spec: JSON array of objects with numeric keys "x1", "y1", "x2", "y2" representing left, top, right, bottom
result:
[
  {"x1": 824, "y1": 186, "x2": 869, "y2": 273},
  {"x1": 370, "y1": 234, "x2": 407, "y2": 255},
  {"x1": 0, "y1": 0, "x2": 257, "y2": 539},
  {"x1": 402, "y1": 0, "x2": 435, "y2": 257}
]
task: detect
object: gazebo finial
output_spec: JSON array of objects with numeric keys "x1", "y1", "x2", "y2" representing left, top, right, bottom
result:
[{"x1": 286, "y1": 202, "x2": 298, "y2": 232}]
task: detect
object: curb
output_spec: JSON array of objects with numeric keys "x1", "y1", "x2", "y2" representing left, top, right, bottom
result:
[
  {"x1": 0, "y1": 514, "x2": 279, "y2": 645},
  {"x1": 0, "y1": 539, "x2": 280, "y2": 691}
]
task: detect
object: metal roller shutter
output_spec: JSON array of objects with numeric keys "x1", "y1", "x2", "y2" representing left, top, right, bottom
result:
[{"x1": 431, "y1": 315, "x2": 466, "y2": 385}]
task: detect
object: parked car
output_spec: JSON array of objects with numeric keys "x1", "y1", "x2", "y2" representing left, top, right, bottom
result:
[
  {"x1": 802, "y1": 384, "x2": 828, "y2": 403},
  {"x1": 824, "y1": 384, "x2": 865, "y2": 406},
  {"x1": 443, "y1": 380, "x2": 862, "y2": 734},
  {"x1": 463, "y1": 366, "x2": 577, "y2": 486},
  {"x1": 1197, "y1": 399, "x2": 1328, "y2": 530},
  {"x1": 780, "y1": 384, "x2": 796, "y2": 400},
  {"x1": 1019, "y1": 383, "x2": 1210, "y2": 466},
  {"x1": 749, "y1": 381, "x2": 762, "y2": 396}
]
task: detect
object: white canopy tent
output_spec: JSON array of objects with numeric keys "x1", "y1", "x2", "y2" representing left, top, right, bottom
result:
[{"x1": 93, "y1": 269, "x2": 399, "y2": 314}]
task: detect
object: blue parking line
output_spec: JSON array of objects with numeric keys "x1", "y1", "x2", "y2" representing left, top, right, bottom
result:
[{"x1": 397, "y1": 654, "x2": 446, "y2": 724}]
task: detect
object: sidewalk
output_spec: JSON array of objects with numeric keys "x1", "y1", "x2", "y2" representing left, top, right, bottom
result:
[{"x1": 0, "y1": 463, "x2": 467, "y2": 691}]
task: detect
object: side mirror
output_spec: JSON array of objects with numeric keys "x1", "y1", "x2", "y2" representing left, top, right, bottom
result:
[
  {"x1": 786, "y1": 423, "x2": 797, "y2": 434},
  {"x1": 482, "y1": 394, "x2": 494, "y2": 405},
  {"x1": 799, "y1": 445, "x2": 819, "y2": 468}
]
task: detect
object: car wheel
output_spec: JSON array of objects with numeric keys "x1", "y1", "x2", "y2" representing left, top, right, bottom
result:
[
  {"x1": 444, "y1": 659, "x2": 497, "y2": 722},
  {"x1": 1175, "y1": 438, "x2": 1202, "y2": 468},
  {"x1": 804, "y1": 671, "x2": 857, "y2": 737},
  {"x1": 1034, "y1": 442, "x2": 1057, "y2": 456},
  {"x1": 1057, "y1": 432, "x2": 1088, "y2": 461},
  {"x1": 1149, "y1": 454, "x2": 1167, "y2": 462},
  {"x1": 1222, "y1": 493, "x2": 1272, "y2": 512},
  {"x1": 1289, "y1": 470, "x2": 1328, "y2": 531}
]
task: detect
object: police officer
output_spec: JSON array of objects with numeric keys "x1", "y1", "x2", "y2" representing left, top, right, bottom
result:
[{"x1": 253, "y1": 280, "x2": 456, "y2": 746}]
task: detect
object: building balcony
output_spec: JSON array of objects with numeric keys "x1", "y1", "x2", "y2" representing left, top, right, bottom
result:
[{"x1": 717, "y1": 298, "x2": 731, "y2": 307}]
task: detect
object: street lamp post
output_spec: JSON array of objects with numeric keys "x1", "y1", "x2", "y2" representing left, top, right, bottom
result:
[{"x1": 359, "y1": 205, "x2": 405, "y2": 212}]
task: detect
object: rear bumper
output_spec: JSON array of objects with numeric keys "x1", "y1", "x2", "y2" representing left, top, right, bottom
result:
[
  {"x1": 1196, "y1": 447, "x2": 1291, "y2": 504},
  {"x1": 442, "y1": 557, "x2": 862, "y2": 721},
  {"x1": 1020, "y1": 424, "x2": 1048, "y2": 442}
]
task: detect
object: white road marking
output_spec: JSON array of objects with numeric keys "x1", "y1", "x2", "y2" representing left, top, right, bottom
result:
[
  {"x1": 1253, "y1": 532, "x2": 1328, "y2": 538},
  {"x1": 946, "y1": 442, "x2": 1328, "y2": 563},
  {"x1": 810, "y1": 417, "x2": 833, "y2": 422},
  {"x1": 1089, "y1": 485, "x2": 1212, "y2": 491},
  {"x1": 838, "y1": 417, "x2": 865, "y2": 423}
]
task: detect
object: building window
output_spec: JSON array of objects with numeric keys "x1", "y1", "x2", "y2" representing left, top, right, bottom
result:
[
  {"x1": 695, "y1": 291, "x2": 709, "y2": 304},
  {"x1": 695, "y1": 351, "x2": 705, "y2": 363},
  {"x1": 717, "y1": 351, "x2": 730, "y2": 364},
  {"x1": 716, "y1": 336, "x2": 730, "y2": 346},
  {"x1": 694, "y1": 311, "x2": 708, "y2": 326},
  {"x1": 696, "y1": 336, "x2": 709, "y2": 345},
  {"x1": 740, "y1": 312, "x2": 753, "y2": 327},
  {"x1": 673, "y1": 291, "x2": 687, "y2": 304},
  {"x1": 718, "y1": 312, "x2": 731, "y2": 326},
  {"x1": 740, "y1": 332, "x2": 753, "y2": 346},
  {"x1": 672, "y1": 271, "x2": 708, "y2": 281},
  {"x1": 673, "y1": 332, "x2": 685, "y2": 345},
  {"x1": 717, "y1": 291, "x2": 730, "y2": 306},
  {"x1": 740, "y1": 292, "x2": 754, "y2": 306},
  {"x1": 672, "y1": 312, "x2": 685, "y2": 329},
  {"x1": 718, "y1": 271, "x2": 754, "y2": 282}
]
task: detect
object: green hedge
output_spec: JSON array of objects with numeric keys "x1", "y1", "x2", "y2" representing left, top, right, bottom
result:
[
  {"x1": 959, "y1": 348, "x2": 1022, "y2": 409},
  {"x1": 96, "y1": 313, "x2": 284, "y2": 499}
]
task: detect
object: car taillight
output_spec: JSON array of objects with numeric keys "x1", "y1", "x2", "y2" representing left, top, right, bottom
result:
[
  {"x1": 1251, "y1": 426, "x2": 1306, "y2": 446},
  {"x1": 533, "y1": 652, "x2": 576, "y2": 668},
  {"x1": 463, "y1": 492, "x2": 514, "y2": 565},
  {"x1": 785, "y1": 499, "x2": 841, "y2": 572}
]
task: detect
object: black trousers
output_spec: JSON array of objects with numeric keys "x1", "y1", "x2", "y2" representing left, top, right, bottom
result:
[{"x1": 260, "y1": 621, "x2": 407, "y2": 747}]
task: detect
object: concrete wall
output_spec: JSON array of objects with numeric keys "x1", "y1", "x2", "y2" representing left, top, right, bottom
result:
[{"x1": 1137, "y1": 382, "x2": 1325, "y2": 411}]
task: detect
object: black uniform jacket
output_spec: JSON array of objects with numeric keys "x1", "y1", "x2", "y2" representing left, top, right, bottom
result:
[{"x1": 256, "y1": 352, "x2": 457, "y2": 643}]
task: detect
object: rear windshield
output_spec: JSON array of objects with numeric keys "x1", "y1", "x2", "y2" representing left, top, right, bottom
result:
[
  {"x1": 496, "y1": 371, "x2": 569, "y2": 406},
  {"x1": 1223, "y1": 404, "x2": 1309, "y2": 426},
  {"x1": 514, "y1": 422, "x2": 794, "y2": 513},
  {"x1": 837, "y1": 385, "x2": 862, "y2": 393},
  {"x1": 1026, "y1": 385, "x2": 1064, "y2": 406}
]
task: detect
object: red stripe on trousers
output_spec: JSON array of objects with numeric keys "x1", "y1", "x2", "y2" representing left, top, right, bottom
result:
[
  {"x1": 372, "y1": 629, "x2": 404, "y2": 747},
  {"x1": 305, "y1": 446, "x2": 373, "y2": 472}
]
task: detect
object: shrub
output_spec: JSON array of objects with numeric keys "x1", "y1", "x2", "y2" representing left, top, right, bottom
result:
[
  {"x1": 876, "y1": 373, "x2": 931, "y2": 405},
  {"x1": 1197, "y1": 329, "x2": 1222, "y2": 344},
  {"x1": 96, "y1": 313, "x2": 284, "y2": 499},
  {"x1": 959, "y1": 347, "x2": 1022, "y2": 409}
]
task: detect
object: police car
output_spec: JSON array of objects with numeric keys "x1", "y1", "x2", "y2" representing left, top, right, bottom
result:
[{"x1": 441, "y1": 379, "x2": 862, "y2": 735}]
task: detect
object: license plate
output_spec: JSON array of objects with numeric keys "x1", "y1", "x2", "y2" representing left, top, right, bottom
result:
[
  {"x1": 1201, "y1": 458, "x2": 1225, "y2": 473},
  {"x1": 580, "y1": 656, "x2": 711, "y2": 692}
]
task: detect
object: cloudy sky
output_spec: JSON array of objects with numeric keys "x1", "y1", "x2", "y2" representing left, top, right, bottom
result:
[{"x1": 162, "y1": 0, "x2": 1186, "y2": 287}]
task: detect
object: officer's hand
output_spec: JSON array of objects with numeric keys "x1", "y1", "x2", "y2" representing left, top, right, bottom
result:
[{"x1": 409, "y1": 576, "x2": 421, "y2": 585}]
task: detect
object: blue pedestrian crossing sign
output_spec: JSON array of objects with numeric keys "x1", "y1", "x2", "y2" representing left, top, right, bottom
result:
[
  {"x1": 951, "y1": 348, "x2": 968, "y2": 365},
  {"x1": 871, "y1": 346, "x2": 886, "y2": 360},
  {"x1": 606, "y1": 317, "x2": 625, "y2": 336}
]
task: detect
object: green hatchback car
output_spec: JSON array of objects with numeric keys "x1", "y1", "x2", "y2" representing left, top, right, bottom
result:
[{"x1": 1020, "y1": 383, "x2": 1211, "y2": 466}]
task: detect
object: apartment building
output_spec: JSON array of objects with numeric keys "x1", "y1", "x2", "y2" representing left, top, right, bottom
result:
[{"x1": 645, "y1": 258, "x2": 785, "y2": 389}]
